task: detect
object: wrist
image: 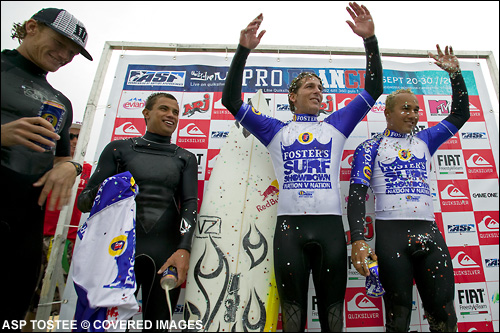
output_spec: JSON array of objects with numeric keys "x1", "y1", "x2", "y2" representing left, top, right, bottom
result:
[
  {"x1": 66, "y1": 161, "x2": 82, "y2": 176},
  {"x1": 449, "y1": 69, "x2": 462, "y2": 80}
]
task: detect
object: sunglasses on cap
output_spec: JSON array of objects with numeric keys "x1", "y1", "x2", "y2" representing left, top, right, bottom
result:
[{"x1": 70, "y1": 133, "x2": 79, "y2": 140}]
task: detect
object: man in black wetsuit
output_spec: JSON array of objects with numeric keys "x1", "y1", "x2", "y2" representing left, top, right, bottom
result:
[
  {"x1": 1, "y1": 8, "x2": 91, "y2": 325},
  {"x1": 77, "y1": 92, "x2": 198, "y2": 326},
  {"x1": 222, "y1": 2, "x2": 383, "y2": 331},
  {"x1": 348, "y1": 45, "x2": 469, "y2": 331}
]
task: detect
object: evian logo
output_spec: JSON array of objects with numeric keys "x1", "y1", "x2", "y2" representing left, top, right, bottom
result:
[
  {"x1": 440, "y1": 184, "x2": 468, "y2": 200},
  {"x1": 115, "y1": 122, "x2": 142, "y2": 136},
  {"x1": 347, "y1": 293, "x2": 379, "y2": 311},
  {"x1": 478, "y1": 215, "x2": 499, "y2": 232},
  {"x1": 466, "y1": 154, "x2": 493, "y2": 168},
  {"x1": 371, "y1": 100, "x2": 385, "y2": 113},
  {"x1": 178, "y1": 123, "x2": 206, "y2": 137},
  {"x1": 123, "y1": 97, "x2": 146, "y2": 109},
  {"x1": 452, "y1": 251, "x2": 480, "y2": 268}
]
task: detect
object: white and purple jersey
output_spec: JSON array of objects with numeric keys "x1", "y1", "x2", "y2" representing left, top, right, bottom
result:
[
  {"x1": 350, "y1": 121, "x2": 458, "y2": 220},
  {"x1": 236, "y1": 90, "x2": 375, "y2": 216},
  {"x1": 73, "y1": 171, "x2": 139, "y2": 331}
]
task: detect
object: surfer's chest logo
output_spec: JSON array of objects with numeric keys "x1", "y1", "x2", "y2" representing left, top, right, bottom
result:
[
  {"x1": 281, "y1": 139, "x2": 333, "y2": 190},
  {"x1": 398, "y1": 149, "x2": 412, "y2": 161},
  {"x1": 298, "y1": 132, "x2": 313, "y2": 144}
]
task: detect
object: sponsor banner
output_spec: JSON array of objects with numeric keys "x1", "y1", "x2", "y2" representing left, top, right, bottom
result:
[
  {"x1": 434, "y1": 149, "x2": 467, "y2": 180},
  {"x1": 437, "y1": 179, "x2": 473, "y2": 212},
  {"x1": 111, "y1": 118, "x2": 145, "y2": 141},
  {"x1": 480, "y1": 245, "x2": 499, "y2": 282},
  {"x1": 91, "y1": 53, "x2": 498, "y2": 331},
  {"x1": 344, "y1": 287, "x2": 384, "y2": 328},
  {"x1": 486, "y1": 281, "x2": 499, "y2": 321},
  {"x1": 205, "y1": 149, "x2": 220, "y2": 180},
  {"x1": 459, "y1": 121, "x2": 492, "y2": 150},
  {"x1": 456, "y1": 282, "x2": 491, "y2": 322},
  {"x1": 475, "y1": 211, "x2": 500, "y2": 246},
  {"x1": 463, "y1": 149, "x2": 498, "y2": 179},
  {"x1": 468, "y1": 179, "x2": 500, "y2": 212},
  {"x1": 450, "y1": 246, "x2": 486, "y2": 283},
  {"x1": 442, "y1": 211, "x2": 479, "y2": 246}
]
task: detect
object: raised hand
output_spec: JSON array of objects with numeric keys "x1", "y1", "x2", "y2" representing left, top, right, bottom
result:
[
  {"x1": 346, "y1": 2, "x2": 375, "y2": 39},
  {"x1": 428, "y1": 44, "x2": 460, "y2": 74},
  {"x1": 240, "y1": 13, "x2": 266, "y2": 50}
]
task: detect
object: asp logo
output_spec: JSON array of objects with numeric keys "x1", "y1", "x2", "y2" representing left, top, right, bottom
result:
[{"x1": 127, "y1": 70, "x2": 186, "y2": 86}]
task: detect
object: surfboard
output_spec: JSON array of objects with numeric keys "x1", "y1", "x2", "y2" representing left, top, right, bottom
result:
[{"x1": 183, "y1": 90, "x2": 280, "y2": 332}]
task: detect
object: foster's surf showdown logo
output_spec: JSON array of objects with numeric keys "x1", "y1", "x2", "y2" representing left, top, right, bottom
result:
[{"x1": 281, "y1": 135, "x2": 332, "y2": 191}]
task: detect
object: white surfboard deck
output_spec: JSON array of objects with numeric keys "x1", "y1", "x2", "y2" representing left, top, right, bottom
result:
[{"x1": 184, "y1": 90, "x2": 280, "y2": 332}]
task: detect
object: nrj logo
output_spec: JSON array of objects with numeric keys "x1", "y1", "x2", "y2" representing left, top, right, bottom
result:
[
  {"x1": 178, "y1": 123, "x2": 206, "y2": 137},
  {"x1": 452, "y1": 251, "x2": 480, "y2": 268},
  {"x1": 347, "y1": 293, "x2": 379, "y2": 312},
  {"x1": 440, "y1": 184, "x2": 468, "y2": 200}
]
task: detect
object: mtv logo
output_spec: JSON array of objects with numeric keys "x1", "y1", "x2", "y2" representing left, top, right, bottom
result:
[{"x1": 428, "y1": 99, "x2": 451, "y2": 115}]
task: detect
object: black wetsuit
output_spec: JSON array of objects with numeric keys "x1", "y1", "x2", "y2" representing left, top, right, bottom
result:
[
  {"x1": 1, "y1": 49, "x2": 72, "y2": 324},
  {"x1": 222, "y1": 37, "x2": 383, "y2": 331},
  {"x1": 77, "y1": 132, "x2": 198, "y2": 325},
  {"x1": 348, "y1": 71, "x2": 469, "y2": 331}
]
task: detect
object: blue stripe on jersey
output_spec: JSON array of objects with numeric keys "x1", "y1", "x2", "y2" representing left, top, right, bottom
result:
[
  {"x1": 350, "y1": 133, "x2": 384, "y2": 187},
  {"x1": 417, "y1": 120, "x2": 458, "y2": 156}
]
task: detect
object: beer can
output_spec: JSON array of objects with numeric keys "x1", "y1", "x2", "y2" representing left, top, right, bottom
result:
[
  {"x1": 160, "y1": 266, "x2": 178, "y2": 290},
  {"x1": 365, "y1": 260, "x2": 385, "y2": 297},
  {"x1": 35, "y1": 100, "x2": 66, "y2": 150}
]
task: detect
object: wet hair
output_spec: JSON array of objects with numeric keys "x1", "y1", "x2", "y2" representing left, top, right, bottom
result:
[
  {"x1": 288, "y1": 72, "x2": 323, "y2": 112},
  {"x1": 385, "y1": 88, "x2": 414, "y2": 113},
  {"x1": 10, "y1": 20, "x2": 45, "y2": 44},
  {"x1": 145, "y1": 92, "x2": 177, "y2": 110}
]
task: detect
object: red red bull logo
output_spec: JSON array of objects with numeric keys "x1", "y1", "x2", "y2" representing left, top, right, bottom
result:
[
  {"x1": 259, "y1": 184, "x2": 279, "y2": 201},
  {"x1": 256, "y1": 180, "x2": 279, "y2": 212}
]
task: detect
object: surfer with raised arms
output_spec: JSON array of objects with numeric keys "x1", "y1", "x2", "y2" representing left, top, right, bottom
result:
[
  {"x1": 222, "y1": 2, "x2": 383, "y2": 331},
  {"x1": 347, "y1": 45, "x2": 468, "y2": 332}
]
